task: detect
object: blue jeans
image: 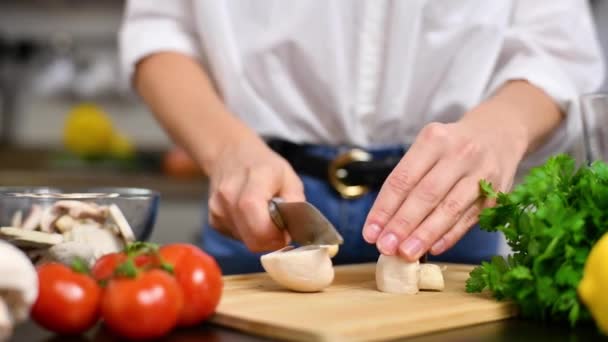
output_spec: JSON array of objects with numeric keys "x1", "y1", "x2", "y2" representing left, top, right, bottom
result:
[{"x1": 199, "y1": 145, "x2": 500, "y2": 275}]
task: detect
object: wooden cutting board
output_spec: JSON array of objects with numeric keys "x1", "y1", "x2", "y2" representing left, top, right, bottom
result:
[{"x1": 211, "y1": 262, "x2": 518, "y2": 341}]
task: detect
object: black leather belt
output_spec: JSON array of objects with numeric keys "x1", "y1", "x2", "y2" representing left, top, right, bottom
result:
[{"x1": 266, "y1": 139, "x2": 403, "y2": 198}]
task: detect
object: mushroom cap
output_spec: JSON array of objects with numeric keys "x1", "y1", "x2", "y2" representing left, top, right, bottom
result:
[
  {"x1": 376, "y1": 254, "x2": 419, "y2": 294},
  {"x1": 63, "y1": 224, "x2": 124, "y2": 260},
  {"x1": 0, "y1": 241, "x2": 39, "y2": 322},
  {"x1": 260, "y1": 245, "x2": 335, "y2": 292},
  {"x1": 41, "y1": 241, "x2": 97, "y2": 267}
]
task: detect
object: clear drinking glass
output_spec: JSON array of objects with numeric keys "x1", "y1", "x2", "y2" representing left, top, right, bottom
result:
[{"x1": 581, "y1": 93, "x2": 608, "y2": 162}]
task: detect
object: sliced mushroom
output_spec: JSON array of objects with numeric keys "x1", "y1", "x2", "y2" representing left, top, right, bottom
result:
[
  {"x1": 376, "y1": 255, "x2": 420, "y2": 294},
  {"x1": 38, "y1": 241, "x2": 97, "y2": 267},
  {"x1": 63, "y1": 223, "x2": 124, "y2": 260},
  {"x1": 21, "y1": 205, "x2": 42, "y2": 231},
  {"x1": 0, "y1": 227, "x2": 64, "y2": 249},
  {"x1": 10, "y1": 211, "x2": 22, "y2": 229},
  {"x1": 54, "y1": 215, "x2": 78, "y2": 233},
  {"x1": 260, "y1": 245, "x2": 335, "y2": 292},
  {"x1": 418, "y1": 263, "x2": 445, "y2": 291},
  {"x1": 39, "y1": 206, "x2": 60, "y2": 233},
  {"x1": 319, "y1": 244, "x2": 339, "y2": 258},
  {"x1": 0, "y1": 241, "x2": 39, "y2": 341},
  {"x1": 108, "y1": 204, "x2": 135, "y2": 243},
  {"x1": 52, "y1": 200, "x2": 108, "y2": 222}
]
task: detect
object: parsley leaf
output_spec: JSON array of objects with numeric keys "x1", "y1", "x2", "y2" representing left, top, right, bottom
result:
[{"x1": 466, "y1": 154, "x2": 608, "y2": 326}]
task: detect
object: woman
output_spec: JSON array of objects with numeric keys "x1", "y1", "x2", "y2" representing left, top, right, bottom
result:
[{"x1": 120, "y1": 1, "x2": 604, "y2": 274}]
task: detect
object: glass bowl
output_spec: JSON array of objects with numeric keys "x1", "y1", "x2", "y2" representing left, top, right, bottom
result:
[{"x1": 0, "y1": 187, "x2": 160, "y2": 241}]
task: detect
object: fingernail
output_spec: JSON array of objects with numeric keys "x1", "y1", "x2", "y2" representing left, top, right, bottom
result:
[
  {"x1": 378, "y1": 233, "x2": 399, "y2": 254},
  {"x1": 363, "y1": 224, "x2": 382, "y2": 242},
  {"x1": 400, "y1": 237, "x2": 423, "y2": 259},
  {"x1": 430, "y1": 238, "x2": 445, "y2": 255}
]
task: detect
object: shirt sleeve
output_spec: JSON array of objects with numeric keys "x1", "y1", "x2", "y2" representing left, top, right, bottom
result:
[
  {"x1": 485, "y1": 0, "x2": 605, "y2": 171},
  {"x1": 119, "y1": 0, "x2": 201, "y2": 87}
]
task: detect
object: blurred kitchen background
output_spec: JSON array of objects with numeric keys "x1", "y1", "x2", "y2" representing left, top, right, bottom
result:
[
  {"x1": 1, "y1": 1, "x2": 608, "y2": 247},
  {"x1": 0, "y1": 0, "x2": 206, "y2": 245}
]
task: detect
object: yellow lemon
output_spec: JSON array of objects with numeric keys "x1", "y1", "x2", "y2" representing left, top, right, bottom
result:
[
  {"x1": 109, "y1": 131, "x2": 135, "y2": 159},
  {"x1": 578, "y1": 231, "x2": 608, "y2": 334},
  {"x1": 63, "y1": 103, "x2": 114, "y2": 157}
]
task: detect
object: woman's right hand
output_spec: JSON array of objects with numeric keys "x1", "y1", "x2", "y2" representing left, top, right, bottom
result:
[{"x1": 206, "y1": 135, "x2": 305, "y2": 252}]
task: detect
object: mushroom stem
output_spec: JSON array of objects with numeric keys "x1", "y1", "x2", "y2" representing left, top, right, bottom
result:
[{"x1": 0, "y1": 297, "x2": 13, "y2": 342}]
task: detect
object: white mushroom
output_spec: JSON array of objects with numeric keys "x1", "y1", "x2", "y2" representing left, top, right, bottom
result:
[
  {"x1": 53, "y1": 215, "x2": 78, "y2": 233},
  {"x1": 376, "y1": 255, "x2": 420, "y2": 294},
  {"x1": 0, "y1": 241, "x2": 39, "y2": 341},
  {"x1": 38, "y1": 241, "x2": 97, "y2": 267},
  {"x1": 21, "y1": 205, "x2": 42, "y2": 231},
  {"x1": 10, "y1": 211, "x2": 22, "y2": 229},
  {"x1": 319, "y1": 244, "x2": 339, "y2": 258},
  {"x1": 375, "y1": 255, "x2": 446, "y2": 294},
  {"x1": 418, "y1": 263, "x2": 445, "y2": 291},
  {"x1": 0, "y1": 227, "x2": 64, "y2": 249},
  {"x1": 52, "y1": 201, "x2": 108, "y2": 222},
  {"x1": 260, "y1": 245, "x2": 335, "y2": 292},
  {"x1": 108, "y1": 204, "x2": 135, "y2": 243},
  {"x1": 63, "y1": 223, "x2": 124, "y2": 260},
  {"x1": 39, "y1": 206, "x2": 60, "y2": 233}
]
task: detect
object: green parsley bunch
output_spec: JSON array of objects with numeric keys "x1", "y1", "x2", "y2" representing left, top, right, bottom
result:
[{"x1": 466, "y1": 154, "x2": 608, "y2": 325}]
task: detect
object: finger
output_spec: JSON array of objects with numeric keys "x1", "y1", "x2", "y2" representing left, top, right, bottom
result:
[
  {"x1": 375, "y1": 146, "x2": 476, "y2": 255},
  {"x1": 209, "y1": 172, "x2": 247, "y2": 238},
  {"x1": 208, "y1": 210, "x2": 241, "y2": 240},
  {"x1": 234, "y1": 166, "x2": 291, "y2": 252},
  {"x1": 430, "y1": 197, "x2": 486, "y2": 255},
  {"x1": 363, "y1": 123, "x2": 448, "y2": 243},
  {"x1": 397, "y1": 176, "x2": 481, "y2": 261},
  {"x1": 277, "y1": 166, "x2": 305, "y2": 245}
]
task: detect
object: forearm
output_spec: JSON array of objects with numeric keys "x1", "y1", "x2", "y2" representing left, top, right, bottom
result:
[
  {"x1": 134, "y1": 52, "x2": 259, "y2": 174},
  {"x1": 461, "y1": 80, "x2": 563, "y2": 157}
]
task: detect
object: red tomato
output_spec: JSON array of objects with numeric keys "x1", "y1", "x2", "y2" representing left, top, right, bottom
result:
[
  {"x1": 92, "y1": 252, "x2": 158, "y2": 282},
  {"x1": 101, "y1": 269, "x2": 184, "y2": 340},
  {"x1": 159, "y1": 243, "x2": 223, "y2": 326},
  {"x1": 31, "y1": 263, "x2": 102, "y2": 335}
]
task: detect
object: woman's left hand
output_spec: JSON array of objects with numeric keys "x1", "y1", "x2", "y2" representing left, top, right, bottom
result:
[{"x1": 362, "y1": 99, "x2": 533, "y2": 261}]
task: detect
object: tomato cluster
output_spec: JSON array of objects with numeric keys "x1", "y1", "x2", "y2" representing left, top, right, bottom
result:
[{"x1": 30, "y1": 243, "x2": 223, "y2": 340}]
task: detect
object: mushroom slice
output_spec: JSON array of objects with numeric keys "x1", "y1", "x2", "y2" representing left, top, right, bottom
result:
[
  {"x1": 52, "y1": 200, "x2": 108, "y2": 222},
  {"x1": 10, "y1": 211, "x2": 22, "y2": 229},
  {"x1": 260, "y1": 245, "x2": 335, "y2": 292},
  {"x1": 108, "y1": 204, "x2": 135, "y2": 243},
  {"x1": 0, "y1": 227, "x2": 63, "y2": 248},
  {"x1": 319, "y1": 244, "x2": 339, "y2": 258},
  {"x1": 38, "y1": 241, "x2": 97, "y2": 267},
  {"x1": 63, "y1": 223, "x2": 124, "y2": 260},
  {"x1": 54, "y1": 215, "x2": 78, "y2": 233},
  {"x1": 376, "y1": 255, "x2": 419, "y2": 294},
  {"x1": 21, "y1": 205, "x2": 43, "y2": 231},
  {"x1": 418, "y1": 263, "x2": 445, "y2": 291},
  {"x1": 39, "y1": 206, "x2": 60, "y2": 233},
  {"x1": 0, "y1": 241, "x2": 39, "y2": 341}
]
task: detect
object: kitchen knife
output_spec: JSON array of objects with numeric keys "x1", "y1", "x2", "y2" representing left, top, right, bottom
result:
[{"x1": 268, "y1": 198, "x2": 344, "y2": 246}]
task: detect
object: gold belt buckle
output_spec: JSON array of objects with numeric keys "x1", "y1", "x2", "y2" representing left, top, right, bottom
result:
[{"x1": 328, "y1": 148, "x2": 373, "y2": 199}]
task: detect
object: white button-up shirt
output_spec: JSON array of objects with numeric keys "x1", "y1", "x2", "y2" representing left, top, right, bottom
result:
[{"x1": 120, "y1": 0, "x2": 604, "y2": 169}]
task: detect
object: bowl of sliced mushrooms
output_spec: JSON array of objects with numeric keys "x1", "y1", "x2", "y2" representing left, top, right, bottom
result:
[{"x1": 0, "y1": 187, "x2": 159, "y2": 266}]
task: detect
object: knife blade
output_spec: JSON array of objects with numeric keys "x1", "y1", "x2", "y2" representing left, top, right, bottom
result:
[{"x1": 268, "y1": 198, "x2": 344, "y2": 246}]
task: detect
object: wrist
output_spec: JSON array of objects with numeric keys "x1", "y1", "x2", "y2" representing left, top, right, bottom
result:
[
  {"x1": 459, "y1": 99, "x2": 530, "y2": 160},
  {"x1": 192, "y1": 120, "x2": 261, "y2": 175}
]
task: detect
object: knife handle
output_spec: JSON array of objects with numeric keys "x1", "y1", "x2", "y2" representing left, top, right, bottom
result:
[{"x1": 268, "y1": 197, "x2": 286, "y2": 230}]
